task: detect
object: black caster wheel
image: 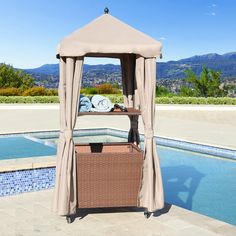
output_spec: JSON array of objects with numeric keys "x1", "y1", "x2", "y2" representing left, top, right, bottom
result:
[
  {"x1": 66, "y1": 215, "x2": 72, "y2": 224},
  {"x1": 144, "y1": 211, "x2": 152, "y2": 219}
]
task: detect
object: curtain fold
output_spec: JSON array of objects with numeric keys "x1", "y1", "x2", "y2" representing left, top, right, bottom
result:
[
  {"x1": 135, "y1": 56, "x2": 164, "y2": 212},
  {"x1": 53, "y1": 57, "x2": 84, "y2": 216},
  {"x1": 120, "y1": 54, "x2": 140, "y2": 144}
]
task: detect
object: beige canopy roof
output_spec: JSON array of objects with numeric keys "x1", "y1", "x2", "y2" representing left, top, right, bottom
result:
[{"x1": 57, "y1": 14, "x2": 162, "y2": 58}]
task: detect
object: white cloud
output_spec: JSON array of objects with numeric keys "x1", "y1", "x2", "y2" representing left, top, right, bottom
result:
[
  {"x1": 206, "y1": 3, "x2": 217, "y2": 16},
  {"x1": 206, "y1": 12, "x2": 216, "y2": 16},
  {"x1": 159, "y1": 37, "x2": 166, "y2": 40},
  {"x1": 208, "y1": 3, "x2": 217, "y2": 8}
]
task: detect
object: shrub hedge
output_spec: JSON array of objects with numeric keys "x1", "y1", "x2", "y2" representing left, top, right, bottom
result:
[
  {"x1": 0, "y1": 96, "x2": 59, "y2": 103},
  {"x1": 0, "y1": 87, "x2": 21, "y2": 96},
  {"x1": 0, "y1": 95, "x2": 235, "y2": 105},
  {"x1": 105, "y1": 95, "x2": 236, "y2": 105},
  {"x1": 22, "y1": 87, "x2": 58, "y2": 96},
  {"x1": 81, "y1": 84, "x2": 121, "y2": 95},
  {"x1": 0, "y1": 86, "x2": 58, "y2": 96},
  {"x1": 155, "y1": 97, "x2": 236, "y2": 105}
]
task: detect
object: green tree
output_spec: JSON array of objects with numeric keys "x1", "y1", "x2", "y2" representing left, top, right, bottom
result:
[
  {"x1": 156, "y1": 85, "x2": 173, "y2": 97},
  {"x1": 182, "y1": 67, "x2": 225, "y2": 97},
  {"x1": 179, "y1": 86, "x2": 196, "y2": 97},
  {"x1": 0, "y1": 63, "x2": 34, "y2": 89}
]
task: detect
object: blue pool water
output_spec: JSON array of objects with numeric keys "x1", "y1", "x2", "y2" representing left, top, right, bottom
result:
[
  {"x1": 158, "y1": 146, "x2": 236, "y2": 226},
  {"x1": 0, "y1": 132, "x2": 236, "y2": 225},
  {"x1": 0, "y1": 137, "x2": 56, "y2": 160}
]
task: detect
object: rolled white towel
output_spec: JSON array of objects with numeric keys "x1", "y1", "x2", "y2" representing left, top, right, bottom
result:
[
  {"x1": 91, "y1": 95, "x2": 113, "y2": 112},
  {"x1": 79, "y1": 95, "x2": 92, "y2": 112}
]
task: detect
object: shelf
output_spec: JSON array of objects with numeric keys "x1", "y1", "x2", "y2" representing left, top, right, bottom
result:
[{"x1": 78, "y1": 108, "x2": 141, "y2": 116}]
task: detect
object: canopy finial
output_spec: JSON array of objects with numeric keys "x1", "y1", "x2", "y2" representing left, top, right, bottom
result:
[{"x1": 104, "y1": 7, "x2": 109, "y2": 14}]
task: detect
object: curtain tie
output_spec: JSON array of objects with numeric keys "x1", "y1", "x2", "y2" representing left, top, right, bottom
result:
[
  {"x1": 145, "y1": 130, "x2": 154, "y2": 139},
  {"x1": 130, "y1": 120, "x2": 138, "y2": 130},
  {"x1": 62, "y1": 129, "x2": 73, "y2": 139}
]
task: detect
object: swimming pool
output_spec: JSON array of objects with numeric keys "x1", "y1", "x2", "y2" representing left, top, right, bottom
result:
[
  {"x1": 0, "y1": 136, "x2": 56, "y2": 160},
  {"x1": 0, "y1": 129, "x2": 236, "y2": 225},
  {"x1": 159, "y1": 145, "x2": 236, "y2": 226},
  {"x1": 0, "y1": 134, "x2": 126, "y2": 160}
]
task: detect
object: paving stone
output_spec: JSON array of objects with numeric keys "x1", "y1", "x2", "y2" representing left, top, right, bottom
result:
[
  {"x1": 214, "y1": 224, "x2": 236, "y2": 236},
  {"x1": 168, "y1": 225, "x2": 221, "y2": 236},
  {"x1": 0, "y1": 189, "x2": 235, "y2": 236},
  {"x1": 162, "y1": 218, "x2": 193, "y2": 230}
]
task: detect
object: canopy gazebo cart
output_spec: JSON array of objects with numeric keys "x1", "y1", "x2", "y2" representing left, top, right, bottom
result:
[{"x1": 53, "y1": 9, "x2": 164, "y2": 223}]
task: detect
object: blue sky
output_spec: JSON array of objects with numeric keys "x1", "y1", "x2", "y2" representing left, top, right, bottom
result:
[{"x1": 0, "y1": 0, "x2": 235, "y2": 68}]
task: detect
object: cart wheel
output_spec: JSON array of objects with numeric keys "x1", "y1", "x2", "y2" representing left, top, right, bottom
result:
[
  {"x1": 144, "y1": 211, "x2": 152, "y2": 219},
  {"x1": 66, "y1": 215, "x2": 72, "y2": 224}
]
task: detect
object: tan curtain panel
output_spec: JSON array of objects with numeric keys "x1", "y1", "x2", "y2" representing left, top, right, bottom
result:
[
  {"x1": 53, "y1": 57, "x2": 83, "y2": 215},
  {"x1": 120, "y1": 54, "x2": 140, "y2": 144},
  {"x1": 135, "y1": 56, "x2": 164, "y2": 212}
]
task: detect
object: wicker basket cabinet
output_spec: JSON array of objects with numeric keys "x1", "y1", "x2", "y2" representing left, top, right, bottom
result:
[{"x1": 76, "y1": 109, "x2": 143, "y2": 209}]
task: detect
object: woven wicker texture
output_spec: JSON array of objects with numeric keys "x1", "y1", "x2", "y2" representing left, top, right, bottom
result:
[{"x1": 76, "y1": 143, "x2": 143, "y2": 208}]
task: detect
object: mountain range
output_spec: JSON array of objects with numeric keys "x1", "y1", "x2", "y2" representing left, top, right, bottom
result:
[
  {"x1": 158, "y1": 52, "x2": 236, "y2": 80},
  {"x1": 23, "y1": 52, "x2": 236, "y2": 88}
]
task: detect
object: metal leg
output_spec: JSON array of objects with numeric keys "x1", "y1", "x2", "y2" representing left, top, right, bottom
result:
[
  {"x1": 66, "y1": 215, "x2": 72, "y2": 224},
  {"x1": 144, "y1": 210, "x2": 152, "y2": 219}
]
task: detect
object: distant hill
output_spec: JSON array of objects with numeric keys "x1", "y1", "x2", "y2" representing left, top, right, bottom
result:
[
  {"x1": 158, "y1": 52, "x2": 236, "y2": 79},
  {"x1": 24, "y1": 64, "x2": 121, "y2": 88},
  {"x1": 24, "y1": 64, "x2": 120, "y2": 76},
  {"x1": 25, "y1": 64, "x2": 59, "y2": 76},
  {"x1": 22, "y1": 52, "x2": 236, "y2": 88}
]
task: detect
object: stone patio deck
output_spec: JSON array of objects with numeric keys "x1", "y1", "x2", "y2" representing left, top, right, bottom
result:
[{"x1": 0, "y1": 189, "x2": 236, "y2": 236}]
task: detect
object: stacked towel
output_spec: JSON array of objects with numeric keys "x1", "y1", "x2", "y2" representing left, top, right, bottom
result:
[
  {"x1": 79, "y1": 95, "x2": 92, "y2": 112},
  {"x1": 91, "y1": 95, "x2": 113, "y2": 112}
]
